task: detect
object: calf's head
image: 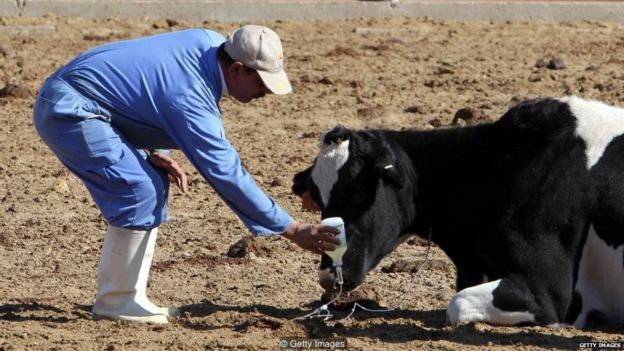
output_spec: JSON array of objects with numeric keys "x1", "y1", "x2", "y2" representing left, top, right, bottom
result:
[{"x1": 293, "y1": 126, "x2": 418, "y2": 292}]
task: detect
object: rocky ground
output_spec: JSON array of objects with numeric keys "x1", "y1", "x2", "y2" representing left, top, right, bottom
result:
[{"x1": 0, "y1": 14, "x2": 623, "y2": 350}]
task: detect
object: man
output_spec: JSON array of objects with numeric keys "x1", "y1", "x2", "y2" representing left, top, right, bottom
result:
[{"x1": 33, "y1": 25, "x2": 339, "y2": 324}]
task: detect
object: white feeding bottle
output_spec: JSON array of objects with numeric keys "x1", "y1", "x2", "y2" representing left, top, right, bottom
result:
[{"x1": 321, "y1": 217, "x2": 347, "y2": 285}]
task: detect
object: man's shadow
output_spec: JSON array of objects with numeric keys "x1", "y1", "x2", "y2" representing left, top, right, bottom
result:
[{"x1": 0, "y1": 302, "x2": 87, "y2": 323}]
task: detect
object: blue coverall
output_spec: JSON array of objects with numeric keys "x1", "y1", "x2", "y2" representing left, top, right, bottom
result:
[{"x1": 33, "y1": 29, "x2": 293, "y2": 235}]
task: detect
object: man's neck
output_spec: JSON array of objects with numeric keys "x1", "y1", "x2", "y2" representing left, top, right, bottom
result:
[{"x1": 217, "y1": 62, "x2": 229, "y2": 97}]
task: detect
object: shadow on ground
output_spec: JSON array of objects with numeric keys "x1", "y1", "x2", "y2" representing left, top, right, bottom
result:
[
  {"x1": 0, "y1": 302, "x2": 73, "y2": 323},
  {"x1": 179, "y1": 300, "x2": 590, "y2": 349}
]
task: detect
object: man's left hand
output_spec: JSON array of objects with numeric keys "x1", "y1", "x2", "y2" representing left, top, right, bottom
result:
[{"x1": 149, "y1": 151, "x2": 188, "y2": 193}]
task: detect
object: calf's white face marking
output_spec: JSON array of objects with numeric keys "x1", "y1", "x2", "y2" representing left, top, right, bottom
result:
[
  {"x1": 447, "y1": 279, "x2": 536, "y2": 326},
  {"x1": 573, "y1": 225, "x2": 624, "y2": 327},
  {"x1": 311, "y1": 138, "x2": 350, "y2": 207},
  {"x1": 563, "y1": 96, "x2": 624, "y2": 169}
]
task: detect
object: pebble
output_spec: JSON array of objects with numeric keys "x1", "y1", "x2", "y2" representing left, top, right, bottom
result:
[
  {"x1": 534, "y1": 58, "x2": 548, "y2": 68},
  {"x1": 436, "y1": 65, "x2": 455, "y2": 75},
  {"x1": 357, "y1": 105, "x2": 386, "y2": 119},
  {"x1": 0, "y1": 84, "x2": 30, "y2": 99},
  {"x1": 428, "y1": 118, "x2": 443, "y2": 128},
  {"x1": 547, "y1": 58, "x2": 566, "y2": 70},
  {"x1": 404, "y1": 106, "x2": 422, "y2": 114},
  {"x1": 269, "y1": 178, "x2": 284, "y2": 187},
  {"x1": 452, "y1": 107, "x2": 489, "y2": 125},
  {"x1": 318, "y1": 77, "x2": 334, "y2": 85}
]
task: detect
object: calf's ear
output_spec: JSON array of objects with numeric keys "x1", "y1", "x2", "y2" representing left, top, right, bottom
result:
[
  {"x1": 292, "y1": 165, "x2": 312, "y2": 196},
  {"x1": 373, "y1": 143, "x2": 404, "y2": 188},
  {"x1": 301, "y1": 191, "x2": 322, "y2": 211},
  {"x1": 292, "y1": 165, "x2": 322, "y2": 211},
  {"x1": 375, "y1": 160, "x2": 403, "y2": 188}
]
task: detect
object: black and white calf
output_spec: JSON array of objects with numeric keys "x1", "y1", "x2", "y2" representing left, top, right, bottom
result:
[{"x1": 292, "y1": 96, "x2": 624, "y2": 327}]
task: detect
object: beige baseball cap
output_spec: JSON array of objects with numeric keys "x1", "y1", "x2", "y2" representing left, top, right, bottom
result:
[{"x1": 224, "y1": 25, "x2": 293, "y2": 95}]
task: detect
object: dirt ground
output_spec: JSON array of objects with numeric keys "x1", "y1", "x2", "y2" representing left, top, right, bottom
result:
[{"x1": 1, "y1": 14, "x2": 624, "y2": 351}]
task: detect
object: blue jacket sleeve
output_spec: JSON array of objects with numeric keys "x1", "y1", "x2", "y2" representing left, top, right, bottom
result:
[{"x1": 162, "y1": 85, "x2": 293, "y2": 236}]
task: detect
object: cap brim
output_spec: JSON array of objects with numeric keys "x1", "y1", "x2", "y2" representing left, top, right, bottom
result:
[{"x1": 257, "y1": 69, "x2": 292, "y2": 95}]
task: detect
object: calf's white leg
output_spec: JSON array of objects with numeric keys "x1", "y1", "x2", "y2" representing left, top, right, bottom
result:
[{"x1": 446, "y1": 279, "x2": 536, "y2": 326}]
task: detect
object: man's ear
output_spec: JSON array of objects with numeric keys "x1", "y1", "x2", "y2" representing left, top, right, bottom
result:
[{"x1": 227, "y1": 61, "x2": 245, "y2": 77}]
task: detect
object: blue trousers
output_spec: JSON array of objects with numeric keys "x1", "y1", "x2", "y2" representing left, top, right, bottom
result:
[{"x1": 33, "y1": 77, "x2": 168, "y2": 229}]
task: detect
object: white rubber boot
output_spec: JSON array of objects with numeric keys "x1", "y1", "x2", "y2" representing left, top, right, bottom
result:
[{"x1": 92, "y1": 225, "x2": 179, "y2": 323}]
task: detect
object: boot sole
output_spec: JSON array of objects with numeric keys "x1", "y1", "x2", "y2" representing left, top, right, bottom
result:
[
  {"x1": 93, "y1": 313, "x2": 169, "y2": 324},
  {"x1": 162, "y1": 306, "x2": 180, "y2": 317}
]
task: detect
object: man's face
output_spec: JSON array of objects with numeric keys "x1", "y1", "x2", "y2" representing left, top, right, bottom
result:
[{"x1": 226, "y1": 62, "x2": 271, "y2": 103}]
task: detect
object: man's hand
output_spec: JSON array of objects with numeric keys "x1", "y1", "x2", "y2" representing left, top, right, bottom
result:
[
  {"x1": 283, "y1": 222, "x2": 341, "y2": 255},
  {"x1": 149, "y1": 151, "x2": 188, "y2": 193}
]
